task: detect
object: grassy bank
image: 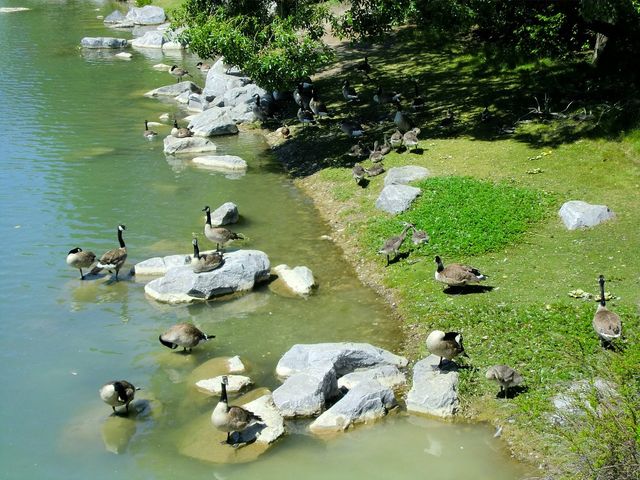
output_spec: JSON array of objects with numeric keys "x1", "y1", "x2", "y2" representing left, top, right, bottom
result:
[{"x1": 269, "y1": 28, "x2": 639, "y2": 478}]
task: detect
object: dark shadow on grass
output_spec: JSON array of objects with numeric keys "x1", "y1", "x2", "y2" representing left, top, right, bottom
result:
[
  {"x1": 497, "y1": 384, "x2": 529, "y2": 399},
  {"x1": 387, "y1": 251, "x2": 411, "y2": 266},
  {"x1": 443, "y1": 284, "x2": 495, "y2": 295}
]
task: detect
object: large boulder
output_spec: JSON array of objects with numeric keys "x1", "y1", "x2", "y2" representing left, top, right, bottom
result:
[
  {"x1": 375, "y1": 184, "x2": 421, "y2": 214},
  {"x1": 188, "y1": 107, "x2": 239, "y2": 137},
  {"x1": 192, "y1": 155, "x2": 247, "y2": 173},
  {"x1": 558, "y1": 200, "x2": 615, "y2": 230},
  {"x1": 272, "y1": 264, "x2": 316, "y2": 296},
  {"x1": 163, "y1": 136, "x2": 217, "y2": 155},
  {"x1": 135, "y1": 253, "x2": 193, "y2": 276},
  {"x1": 145, "y1": 81, "x2": 202, "y2": 98},
  {"x1": 222, "y1": 84, "x2": 268, "y2": 109},
  {"x1": 406, "y1": 355, "x2": 459, "y2": 418},
  {"x1": 272, "y1": 365, "x2": 338, "y2": 417},
  {"x1": 276, "y1": 343, "x2": 408, "y2": 378},
  {"x1": 131, "y1": 30, "x2": 165, "y2": 49},
  {"x1": 203, "y1": 72, "x2": 248, "y2": 101},
  {"x1": 337, "y1": 365, "x2": 406, "y2": 390},
  {"x1": 80, "y1": 37, "x2": 128, "y2": 49},
  {"x1": 144, "y1": 249, "x2": 270, "y2": 304},
  {"x1": 384, "y1": 166, "x2": 430, "y2": 186},
  {"x1": 208, "y1": 202, "x2": 239, "y2": 226},
  {"x1": 125, "y1": 5, "x2": 166, "y2": 25},
  {"x1": 241, "y1": 394, "x2": 285, "y2": 444},
  {"x1": 309, "y1": 380, "x2": 397, "y2": 433}
]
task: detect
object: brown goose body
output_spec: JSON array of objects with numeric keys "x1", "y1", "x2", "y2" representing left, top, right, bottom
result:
[
  {"x1": 402, "y1": 128, "x2": 420, "y2": 152},
  {"x1": 434, "y1": 255, "x2": 486, "y2": 287},
  {"x1": 365, "y1": 164, "x2": 385, "y2": 177},
  {"x1": 378, "y1": 223, "x2": 413, "y2": 266},
  {"x1": 411, "y1": 227, "x2": 429, "y2": 245},
  {"x1": 170, "y1": 65, "x2": 191, "y2": 82},
  {"x1": 202, "y1": 206, "x2": 243, "y2": 251},
  {"x1": 172, "y1": 119, "x2": 192, "y2": 138},
  {"x1": 211, "y1": 376, "x2": 263, "y2": 444},
  {"x1": 143, "y1": 120, "x2": 157, "y2": 139},
  {"x1": 159, "y1": 322, "x2": 214, "y2": 352},
  {"x1": 389, "y1": 129, "x2": 403, "y2": 150},
  {"x1": 593, "y1": 275, "x2": 622, "y2": 345},
  {"x1": 90, "y1": 225, "x2": 127, "y2": 280},
  {"x1": 191, "y1": 237, "x2": 223, "y2": 273},
  {"x1": 426, "y1": 330, "x2": 468, "y2": 367},
  {"x1": 66, "y1": 247, "x2": 96, "y2": 279},
  {"x1": 99, "y1": 380, "x2": 137, "y2": 413}
]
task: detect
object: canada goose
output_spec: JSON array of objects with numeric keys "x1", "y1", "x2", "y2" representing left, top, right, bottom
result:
[
  {"x1": 485, "y1": 365, "x2": 523, "y2": 397},
  {"x1": 202, "y1": 206, "x2": 243, "y2": 251},
  {"x1": 374, "y1": 85, "x2": 401, "y2": 105},
  {"x1": 593, "y1": 275, "x2": 622, "y2": 347},
  {"x1": 355, "y1": 56, "x2": 372, "y2": 76},
  {"x1": 347, "y1": 141, "x2": 369, "y2": 159},
  {"x1": 440, "y1": 109, "x2": 455, "y2": 128},
  {"x1": 352, "y1": 163, "x2": 366, "y2": 185},
  {"x1": 293, "y1": 83, "x2": 311, "y2": 109},
  {"x1": 252, "y1": 94, "x2": 269, "y2": 122},
  {"x1": 365, "y1": 163, "x2": 385, "y2": 177},
  {"x1": 172, "y1": 119, "x2": 192, "y2": 138},
  {"x1": 393, "y1": 101, "x2": 412, "y2": 133},
  {"x1": 170, "y1": 65, "x2": 191, "y2": 82},
  {"x1": 309, "y1": 90, "x2": 330, "y2": 118},
  {"x1": 99, "y1": 380, "x2": 138, "y2": 414},
  {"x1": 211, "y1": 375, "x2": 263, "y2": 445},
  {"x1": 411, "y1": 226, "x2": 429, "y2": 245},
  {"x1": 159, "y1": 322, "x2": 215, "y2": 352},
  {"x1": 402, "y1": 127, "x2": 420, "y2": 152},
  {"x1": 143, "y1": 120, "x2": 157, "y2": 139},
  {"x1": 342, "y1": 80, "x2": 360, "y2": 103},
  {"x1": 192, "y1": 237, "x2": 224, "y2": 273},
  {"x1": 369, "y1": 141, "x2": 384, "y2": 163},
  {"x1": 389, "y1": 129, "x2": 403, "y2": 150},
  {"x1": 426, "y1": 330, "x2": 468, "y2": 367},
  {"x1": 379, "y1": 134, "x2": 391, "y2": 156},
  {"x1": 340, "y1": 119, "x2": 364, "y2": 137},
  {"x1": 378, "y1": 222, "x2": 413, "y2": 266},
  {"x1": 195, "y1": 61, "x2": 211, "y2": 73},
  {"x1": 297, "y1": 108, "x2": 316, "y2": 127},
  {"x1": 90, "y1": 225, "x2": 127, "y2": 280},
  {"x1": 66, "y1": 247, "x2": 96, "y2": 280},
  {"x1": 434, "y1": 255, "x2": 487, "y2": 287},
  {"x1": 410, "y1": 80, "x2": 425, "y2": 109}
]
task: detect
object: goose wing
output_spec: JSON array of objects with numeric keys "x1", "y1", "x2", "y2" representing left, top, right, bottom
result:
[
  {"x1": 97, "y1": 247, "x2": 127, "y2": 268},
  {"x1": 593, "y1": 310, "x2": 622, "y2": 339}
]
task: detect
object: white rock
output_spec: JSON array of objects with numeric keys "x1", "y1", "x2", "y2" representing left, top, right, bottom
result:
[
  {"x1": 375, "y1": 184, "x2": 422, "y2": 214},
  {"x1": 131, "y1": 30, "x2": 164, "y2": 49},
  {"x1": 188, "y1": 107, "x2": 239, "y2": 137},
  {"x1": 273, "y1": 264, "x2": 316, "y2": 296},
  {"x1": 80, "y1": 37, "x2": 128, "y2": 49},
  {"x1": 227, "y1": 356, "x2": 246, "y2": 373},
  {"x1": 384, "y1": 166, "x2": 430, "y2": 186},
  {"x1": 145, "y1": 81, "x2": 202, "y2": 98},
  {"x1": 309, "y1": 380, "x2": 396, "y2": 433},
  {"x1": 338, "y1": 365, "x2": 406, "y2": 390},
  {"x1": 203, "y1": 72, "x2": 247, "y2": 101},
  {"x1": 153, "y1": 64, "x2": 172, "y2": 72},
  {"x1": 159, "y1": 112, "x2": 171, "y2": 121},
  {"x1": 144, "y1": 249, "x2": 270, "y2": 304},
  {"x1": 187, "y1": 94, "x2": 207, "y2": 112},
  {"x1": 103, "y1": 10, "x2": 125, "y2": 24},
  {"x1": 196, "y1": 375, "x2": 252, "y2": 394},
  {"x1": 134, "y1": 253, "x2": 195, "y2": 276},
  {"x1": 192, "y1": 155, "x2": 247, "y2": 172},
  {"x1": 272, "y1": 365, "x2": 338, "y2": 418},
  {"x1": 162, "y1": 41, "x2": 184, "y2": 50},
  {"x1": 115, "y1": 52, "x2": 132, "y2": 59},
  {"x1": 406, "y1": 355, "x2": 459, "y2": 418},
  {"x1": 125, "y1": 5, "x2": 166, "y2": 25},
  {"x1": 163, "y1": 136, "x2": 217, "y2": 155},
  {"x1": 208, "y1": 202, "x2": 239, "y2": 226},
  {"x1": 558, "y1": 200, "x2": 615, "y2": 230},
  {"x1": 0, "y1": 7, "x2": 30, "y2": 13},
  {"x1": 242, "y1": 394, "x2": 285, "y2": 444}
]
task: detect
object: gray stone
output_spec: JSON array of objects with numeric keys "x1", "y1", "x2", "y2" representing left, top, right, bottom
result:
[
  {"x1": 242, "y1": 394, "x2": 285, "y2": 444},
  {"x1": 406, "y1": 355, "x2": 459, "y2": 418},
  {"x1": 549, "y1": 379, "x2": 618, "y2": 426},
  {"x1": 309, "y1": 380, "x2": 396, "y2": 433},
  {"x1": 273, "y1": 264, "x2": 316, "y2": 296},
  {"x1": 125, "y1": 5, "x2": 166, "y2": 25},
  {"x1": 384, "y1": 166, "x2": 431, "y2": 186},
  {"x1": 134, "y1": 253, "x2": 194, "y2": 276},
  {"x1": 203, "y1": 72, "x2": 247, "y2": 101},
  {"x1": 276, "y1": 343, "x2": 408, "y2": 378},
  {"x1": 175, "y1": 91, "x2": 191, "y2": 105},
  {"x1": 227, "y1": 104, "x2": 255, "y2": 124},
  {"x1": 103, "y1": 10, "x2": 126, "y2": 24},
  {"x1": 209, "y1": 202, "x2": 239, "y2": 226},
  {"x1": 272, "y1": 365, "x2": 338, "y2": 417},
  {"x1": 145, "y1": 81, "x2": 202, "y2": 98},
  {"x1": 222, "y1": 84, "x2": 268, "y2": 109},
  {"x1": 227, "y1": 356, "x2": 246, "y2": 373},
  {"x1": 558, "y1": 200, "x2": 615, "y2": 230},
  {"x1": 192, "y1": 155, "x2": 247, "y2": 172},
  {"x1": 338, "y1": 365, "x2": 406, "y2": 390},
  {"x1": 375, "y1": 184, "x2": 421, "y2": 214},
  {"x1": 196, "y1": 375, "x2": 252, "y2": 394},
  {"x1": 80, "y1": 37, "x2": 128, "y2": 49},
  {"x1": 131, "y1": 30, "x2": 164, "y2": 49},
  {"x1": 187, "y1": 94, "x2": 207, "y2": 112},
  {"x1": 162, "y1": 41, "x2": 185, "y2": 51},
  {"x1": 163, "y1": 136, "x2": 217, "y2": 155},
  {"x1": 144, "y1": 249, "x2": 270, "y2": 304},
  {"x1": 188, "y1": 107, "x2": 238, "y2": 137}
]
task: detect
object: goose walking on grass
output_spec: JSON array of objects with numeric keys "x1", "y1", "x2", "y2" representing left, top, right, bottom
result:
[
  {"x1": 170, "y1": 65, "x2": 191, "y2": 82},
  {"x1": 352, "y1": 163, "x2": 366, "y2": 185},
  {"x1": 66, "y1": 247, "x2": 96, "y2": 280},
  {"x1": 191, "y1": 237, "x2": 223, "y2": 273},
  {"x1": 211, "y1": 376, "x2": 263, "y2": 446},
  {"x1": 202, "y1": 206, "x2": 243, "y2": 251},
  {"x1": 440, "y1": 109, "x2": 455, "y2": 128},
  {"x1": 172, "y1": 119, "x2": 192, "y2": 138},
  {"x1": 143, "y1": 120, "x2": 157, "y2": 139},
  {"x1": 354, "y1": 56, "x2": 372, "y2": 76},
  {"x1": 369, "y1": 140, "x2": 384, "y2": 163},
  {"x1": 159, "y1": 322, "x2": 215, "y2": 353},
  {"x1": 485, "y1": 365, "x2": 523, "y2": 398},
  {"x1": 309, "y1": 89, "x2": 330, "y2": 118},
  {"x1": 347, "y1": 141, "x2": 369, "y2": 159},
  {"x1": 410, "y1": 79, "x2": 425, "y2": 110},
  {"x1": 389, "y1": 129, "x2": 403, "y2": 150},
  {"x1": 410, "y1": 226, "x2": 429, "y2": 245},
  {"x1": 434, "y1": 255, "x2": 487, "y2": 287},
  {"x1": 426, "y1": 330, "x2": 468, "y2": 368},
  {"x1": 378, "y1": 222, "x2": 413, "y2": 266},
  {"x1": 342, "y1": 80, "x2": 360, "y2": 104},
  {"x1": 402, "y1": 128, "x2": 420, "y2": 152},
  {"x1": 593, "y1": 275, "x2": 622, "y2": 347},
  {"x1": 293, "y1": 83, "x2": 311, "y2": 110},
  {"x1": 99, "y1": 380, "x2": 138, "y2": 414},
  {"x1": 90, "y1": 225, "x2": 127, "y2": 280},
  {"x1": 379, "y1": 134, "x2": 391, "y2": 156}
]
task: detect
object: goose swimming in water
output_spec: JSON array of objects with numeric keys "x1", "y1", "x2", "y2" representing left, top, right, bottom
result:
[
  {"x1": 202, "y1": 206, "x2": 243, "y2": 251},
  {"x1": 434, "y1": 255, "x2": 487, "y2": 287},
  {"x1": 99, "y1": 380, "x2": 138, "y2": 414},
  {"x1": 143, "y1": 120, "x2": 157, "y2": 139},
  {"x1": 159, "y1": 322, "x2": 215, "y2": 353},
  {"x1": 170, "y1": 65, "x2": 191, "y2": 82},
  {"x1": 211, "y1": 376, "x2": 263, "y2": 445},
  {"x1": 66, "y1": 247, "x2": 96, "y2": 280},
  {"x1": 90, "y1": 225, "x2": 127, "y2": 280},
  {"x1": 593, "y1": 275, "x2": 622, "y2": 347},
  {"x1": 426, "y1": 330, "x2": 468, "y2": 367}
]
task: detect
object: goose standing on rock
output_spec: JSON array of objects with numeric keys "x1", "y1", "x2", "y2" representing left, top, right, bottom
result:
[
  {"x1": 202, "y1": 206, "x2": 243, "y2": 251},
  {"x1": 172, "y1": 119, "x2": 192, "y2": 138},
  {"x1": 99, "y1": 380, "x2": 138, "y2": 414},
  {"x1": 426, "y1": 330, "x2": 468, "y2": 368},
  {"x1": 143, "y1": 120, "x2": 157, "y2": 139},
  {"x1": 252, "y1": 94, "x2": 269, "y2": 123},
  {"x1": 211, "y1": 376, "x2": 263, "y2": 446},
  {"x1": 593, "y1": 275, "x2": 622, "y2": 347},
  {"x1": 378, "y1": 222, "x2": 413, "y2": 266},
  {"x1": 159, "y1": 322, "x2": 215, "y2": 353},
  {"x1": 485, "y1": 365, "x2": 523, "y2": 398},
  {"x1": 170, "y1": 65, "x2": 191, "y2": 82},
  {"x1": 66, "y1": 247, "x2": 96, "y2": 280},
  {"x1": 434, "y1": 255, "x2": 487, "y2": 287},
  {"x1": 191, "y1": 237, "x2": 224, "y2": 273},
  {"x1": 90, "y1": 225, "x2": 127, "y2": 280}
]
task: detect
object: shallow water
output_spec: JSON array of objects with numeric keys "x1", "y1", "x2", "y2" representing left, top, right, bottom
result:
[{"x1": 0, "y1": 1, "x2": 530, "y2": 478}]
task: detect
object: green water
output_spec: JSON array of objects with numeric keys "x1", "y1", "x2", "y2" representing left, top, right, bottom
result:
[{"x1": 0, "y1": 1, "x2": 530, "y2": 478}]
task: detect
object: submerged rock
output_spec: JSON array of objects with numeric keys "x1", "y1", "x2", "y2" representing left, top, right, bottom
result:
[
  {"x1": 196, "y1": 375, "x2": 252, "y2": 395},
  {"x1": 375, "y1": 184, "x2": 421, "y2": 214},
  {"x1": 145, "y1": 81, "x2": 201, "y2": 98},
  {"x1": 406, "y1": 355, "x2": 459, "y2": 418},
  {"x1": 558, "y1": 200, "x2": 615, "y2": 230},
  {"x1": 80, "y1": 37, "x2": 128, "y2": 49},
  {"x1": 144, "y1": 249, "x2": 270, "y2": 303},
  {"x1": 192, "y1": 155, "x2": 247, "y2": 172},
  {"x1": 272, "y1": 264, "x2": 316, "y2": 296},
  {"x1": 163, "y1": 136, "x2": 217, "y2": 155}
]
